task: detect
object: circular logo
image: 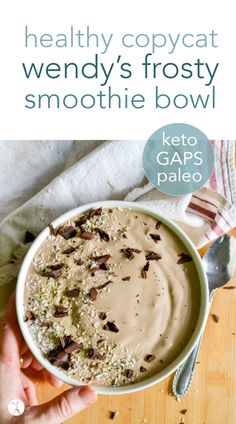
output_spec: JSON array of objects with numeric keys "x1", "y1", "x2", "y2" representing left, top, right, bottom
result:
[
  {"x1": 143, "y1": 123, "x2": 214, "y2": 195},
  {"x1": 8, "y1": 399, "x2": 25, "y2": 416}
]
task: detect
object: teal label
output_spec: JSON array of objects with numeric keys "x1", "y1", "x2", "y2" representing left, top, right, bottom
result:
[{"x1": 143, "y1": 123, "x2": 214, "y2": 195}]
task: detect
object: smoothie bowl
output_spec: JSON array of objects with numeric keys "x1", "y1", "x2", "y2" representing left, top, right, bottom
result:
[{"x1": 16, "y1": 201, "x2": 208, "y2": 394}]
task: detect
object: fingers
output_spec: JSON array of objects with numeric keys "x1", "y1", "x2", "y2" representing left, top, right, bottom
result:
[
  {"x1": 24, "y1": 386, "x2": 38, "y2": 407},
  {"x1": 27, "y1": 386, "x2": 97, "y2": 424},
  {"x1": 31, "y1": 358, "x2": 44, "y2": 371},
  {"x1": 20, "y1": 340, "x2": 30, "y2": 355},
  {"x1": 21, "y1": 351, "x2": 43, "y2": 371},
  {"x1": 42, "y1": 369, "x2": 64, "y2": 388},
  {"x1": 20, "y1": 348, "x2": 64, "y2": 388},
  {"x1": 20, "y1": 350, "x2": 33, "y2": 368},
  {"x1": 0, "y1": 291, "x2": 22, "y2": 367},
  {"x1": 21, "y1": 371, "x2": 38, "y2": 406},
  {"x1": 21, "y1": 350, "x2": 63, "y2": 387}
]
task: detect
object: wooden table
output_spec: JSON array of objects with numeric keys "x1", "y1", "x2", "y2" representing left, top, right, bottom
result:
[{"x1": 37, "y1": 229, "x2": 236, "y2": 424}]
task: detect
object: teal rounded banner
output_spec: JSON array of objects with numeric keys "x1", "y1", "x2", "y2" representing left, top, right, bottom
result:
[{"x1": 143, "y1": 123, "x2": 214, "y2": 196}]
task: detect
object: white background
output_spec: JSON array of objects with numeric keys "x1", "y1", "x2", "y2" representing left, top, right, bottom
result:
[{"x1": 0, "y1": 0, "x2": 235, "y2": 140}]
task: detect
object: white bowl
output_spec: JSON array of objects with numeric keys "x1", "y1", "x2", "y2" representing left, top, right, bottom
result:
[{"x1": 16, "y1": 200, "x2": 209, "y2": 395}]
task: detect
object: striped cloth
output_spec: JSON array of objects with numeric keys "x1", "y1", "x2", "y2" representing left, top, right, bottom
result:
[
  {"x1": 187, "y1": 141, "x2": 236, "y2": 245},
  {"x1": 207, "y1": 140, "x2": 236, "y2": 204},
  {"x1": 126, "y1": 140, "x2": 236, "y2": 248}
]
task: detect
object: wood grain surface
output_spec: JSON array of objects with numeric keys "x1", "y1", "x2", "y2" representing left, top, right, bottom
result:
[{"x1": 36, "y1": 228, "x2": 236, "y2": 424}]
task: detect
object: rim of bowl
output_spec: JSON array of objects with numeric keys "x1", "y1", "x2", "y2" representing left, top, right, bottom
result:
[{"x1": 16, "y1": 200, "x2": 209, "y2": 395}]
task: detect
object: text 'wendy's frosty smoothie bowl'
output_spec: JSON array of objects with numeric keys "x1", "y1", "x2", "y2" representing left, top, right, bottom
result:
[{"x1": 19, "y1": 203, "x2": 206, "y2": 393}]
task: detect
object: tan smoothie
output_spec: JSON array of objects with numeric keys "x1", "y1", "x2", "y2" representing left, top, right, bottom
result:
[{"x1": 24, "y1": 207, "x2": 200, "y2": 386}]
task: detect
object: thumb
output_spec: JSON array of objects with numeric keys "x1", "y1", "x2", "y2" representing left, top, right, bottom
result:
[{"x1": 26, "y1": 386, "x2": 97, "y2": 423}]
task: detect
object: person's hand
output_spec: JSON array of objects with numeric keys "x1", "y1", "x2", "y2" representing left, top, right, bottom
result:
[{"x1": 0, "y1": 292, "x2": 97, "y2": 423}]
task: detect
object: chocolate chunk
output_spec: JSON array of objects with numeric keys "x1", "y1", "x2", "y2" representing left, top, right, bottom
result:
[
  {"x1": 48, "y1": 263, "x2": 65, "y2": 271},
  {"x1": 149, "y1": 234, "x2": 161, "y2": 243},
  {"x1": 24, "y1": 231, "x2": 36, "y2": 243},
  {"x1": 39, "y1": 320, "x2": 51, "y2": 328},
  {"x1": 60, "y1": 335, "x2": 72, "y2": 349},
  {"x1": 95, "y1": 228, "x2": 110, "y2": 242},
  {"x1": 62, "y1": 246, "x2": 77, "y2": 255},
  {"x1": 155, "y1": 221, "x2": 161, "y2": 229},
  {"x1": 145, "y1": 354, "x2": 156, "y2": 363},
  {"x1": 122, "y1": 276, "x2": 131, "y2": 281},
  {"x1": 92, "y1": 254, "x2": 111, "y2": 263},
  {"x1": 51, "y1": 351, "x2": 69, "y2": 368},
  {"x1": 109, "y1": 411, "x2": 119, "y2": 420},
  {"x1": 99, "y1": 312, "x2": 107, "y2": 320},
  {"x1": 89, "y1": 287, "x2": 98, "y2": 301},
  {"x1": 180, "y1": 409, "x2": 187, "y2": 415},
  {"x1": 97, "y1": 338, "x2": 105, "y2": 345},
  {"x1": 99, "y1": 263, "x2": 110, "y2": 271},
  {"x1": 97, "y1": 280, "x2": 113, "y2": 289},
  {"x1": 87, "y1": 347, "x2": 104, "y2": 360},
  {"x1": 223, "y1": 286, "x2": 236, "y2": 290},
  {"x1": 146, "y1": 252, "x2": 162, "y2": 261},
  {"x1": 74, "y1": 258, "x2": 84, "y2": 265},
  {"x1": 177, "y1": 253, "x2": 192, "y2": 264},
  {"x1": 59, "y1": 336, "x2": 83, "y2": 353},
  {"x1": 140, "y1": 366, "x2": 147, "y2": 373},
  {"x1": 125, "y1": 369, "x2": 134, "y2": 378},
  {"x1": 143, "y1": 261, "x2": 150, "y2": 272},
  {"x1": 59, "y1": 226, "x2": 77, "y2": 240},
  {"x1": 122, "y1": 247, "x2": 141, "y2": 260},
  {"x1": 42, "y1": 269, "x2": 62, "y2": 279},
  {"x1": 88, "y1": 207, "x2": 103, "y2": 218},
  {"x1": 60, "y1": 362, "x2": 70, "y2": 370},
  {"x1": 74, "y1": 216, "x2": 88, "y2": 227},
  {"x1": 141, "y1": 270, "x2": 147, "y2": 279},
  {"x1": 64, "y1": 341, "x2": 83, "y2": 353},
  {"x1": 24, "y1": 311, "x2": 35, "y2": 322},
  {"x1": 48, "y1": 346, "x2": 63, "y2": 362},
  {"x1": 211, "y1": 313, "x2": 220, "y2": 323},
  {"x1": 130, "y1": 248, "x2": 142, "y2": 253},
  {"x1": 81, "y1": 231, "x2": 94, "y2": 240},
  {"x1": 122, "y1": 248, "x2": 134, "y2": 260},
  {"x1": 48, "y1": 223, "x2": 58, "y2": 236},
  {"x1": 54, "y1": 305, "x2": 68, "y2": 317},
  {"x1": 122, "y1": 234, "x2": 127, "y2": 239},
  {"x1": 66, "y1": 289, "x2": 80, "y2": 298},
  {"x1": 90, "y1": 267, "x2": 100, "y2": 273},
  {"x1": 103, "y1": 321, "x2": 119, "y2": 333},
  {"x1": 142, "y1": 261, "x2": 150, "y2": 279},
  {"x1": 48, "y1": 346, "x2": 70, "y2": 369}
]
